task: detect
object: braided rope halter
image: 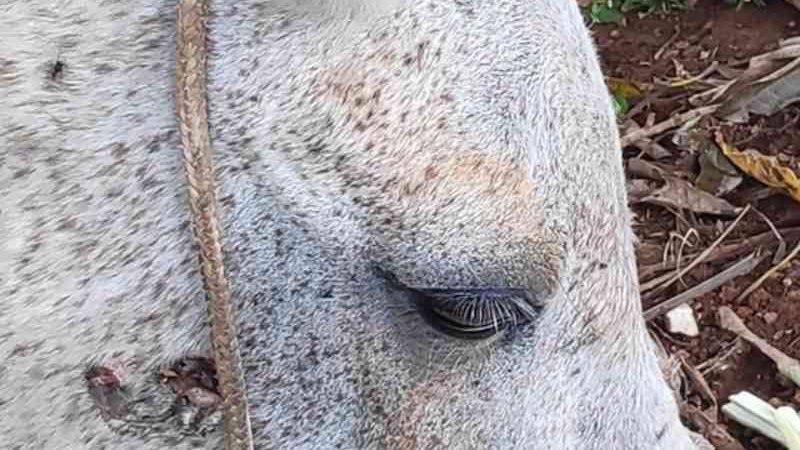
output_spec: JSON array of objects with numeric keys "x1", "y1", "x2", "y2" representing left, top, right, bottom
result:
[{"x1": 175, "y1": 1, "x2": 255, "y2": 449}]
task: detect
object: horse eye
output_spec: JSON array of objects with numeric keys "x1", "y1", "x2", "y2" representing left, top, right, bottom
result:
[
  {"x1": 410, "y1": 287, "x2": 541, "y2": 340},
  {"x1": 374, "y1": 267, "x2": 541, "y2": 339}
]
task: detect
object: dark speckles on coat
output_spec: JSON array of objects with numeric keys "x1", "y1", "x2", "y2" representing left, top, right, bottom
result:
[
  {"x1": 49, "y1": 60, "x2": 65, "y2": 81},
  {"x1": 2, "y1": 2, "x2": 696, "y2": 449}
]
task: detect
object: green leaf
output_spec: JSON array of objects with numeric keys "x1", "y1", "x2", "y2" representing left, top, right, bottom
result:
[
  {"x1": 590, "y1": 3, "x2": 625, "y2": 24},
  {"x1": 611, "y1": 92, "x2": 629, "y2": 116}
]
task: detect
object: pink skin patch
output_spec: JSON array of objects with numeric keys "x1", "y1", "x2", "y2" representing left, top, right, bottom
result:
[{"x1": 85, "y1": 364, "x2": 130, "y2": 420}]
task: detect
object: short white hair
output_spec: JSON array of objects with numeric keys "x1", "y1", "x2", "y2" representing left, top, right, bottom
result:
[{"x1": 267, "y1": 0, "x2": 407, "y2": 20}]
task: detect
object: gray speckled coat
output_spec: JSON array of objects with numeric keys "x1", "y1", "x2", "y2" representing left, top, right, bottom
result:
[{"x1": 1, "y1": 1, "x2": 699, "y2": 449}]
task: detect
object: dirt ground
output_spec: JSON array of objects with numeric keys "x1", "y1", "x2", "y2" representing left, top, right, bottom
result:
[{"x1": 591, "y1": 1, "x2": 800, "y2": 449}]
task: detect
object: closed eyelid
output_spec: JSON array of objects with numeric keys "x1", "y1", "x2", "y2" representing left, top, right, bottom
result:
[
  {"x1": 375, "y1": 266, "x2": 542, "y2": 340},
  {"x1": 404, "y1": 286, "x2": 535, "y2": 302},
  {"x1": 373, "y1": 266, "x2": 534, "y2": 299}
]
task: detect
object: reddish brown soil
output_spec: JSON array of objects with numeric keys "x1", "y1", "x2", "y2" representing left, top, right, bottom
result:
[{"x1": 592, "y1": 2, "x2": 800, "y2": 449}]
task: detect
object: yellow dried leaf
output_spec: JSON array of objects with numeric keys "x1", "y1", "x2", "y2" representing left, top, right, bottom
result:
[
  {"x1": 716, "y1": 131, "x2": 800, "y2": 203},
  {"x1": 606, "y1": 77, "x2": 645, "y2": 98}
]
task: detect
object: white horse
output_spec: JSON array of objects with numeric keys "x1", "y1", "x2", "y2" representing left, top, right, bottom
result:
[{"x1": 1, "y1": 1, "x2": 701, "y2": 448}]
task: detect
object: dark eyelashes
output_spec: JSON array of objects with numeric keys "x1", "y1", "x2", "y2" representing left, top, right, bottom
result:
[
  {"x1": 411, "y1": 288, "x2": 541, "y2": 340},
  {"x1": 375, "y1": 267, "x2": 542, "y2": 340}
]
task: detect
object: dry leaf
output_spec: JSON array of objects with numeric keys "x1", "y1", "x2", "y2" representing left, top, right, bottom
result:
[
  {"x1": 607, "y1": 77, "x2": 646, "y2": 97},
  {"x1": 716, "y1": 132, "x2": 800, "y2": 203},
  {"x1": 635, "y1": 241, "x2": 665, "y2": 265},
  {"x1": 627, "y1": 158, "x2": 666, "y2": 181},
  {"x1": 715, "y1": 38, "x2": 800, "y2": 122},
  {"x1": 642, "y1": 176, "x2": 742, "y2": 216},
  {"x1": 621, "y1": 119, "x2": 672, "y2": 159},
  {"x1": 673, "y1": 127, "x2": 743, "y2": 196},
  {"x1": 696, "y1": 140, "x2": 743, "y2": 196},
  {"x1": 627, "y1": 179, "x2": 656, "y2": 203}
]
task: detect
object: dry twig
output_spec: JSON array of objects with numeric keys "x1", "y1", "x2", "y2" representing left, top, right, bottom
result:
[
  {"x1": 638, "y1": 227, "x2": 800, "y2": 282},
  {"x1": 669, "y1": 61, "x2": 720, "y2": 88},
  {"x1": 644, "y1": 252, "x2": 764, "y2": 320},
  {"x1": 679, "y1": 354, "x2": 718, "y2": 412},
  {"x1": 655, "y1": 25, "x2": 681, "y2": 61},
  {"x1": 736, "y1": 239, "x2": 800, "y2": 302},
  {"x1": 754, "y1": 207, "x2": 787, "y2": 262},
  {"x1": 621, "y1": 105, "x2": 720, "y2": 147},
  {"x1": 643, "y1": 205, "x2": 751, "y2": 297},
  {"x1": 719, "y1": 307, "x2": 800, "y2": 386},
  {"x1": 683, "y1": 404, "x2": 747, "y2": 450},
  {"x1": 697, "y1": 338, "x2": 745, "y2": 375}
]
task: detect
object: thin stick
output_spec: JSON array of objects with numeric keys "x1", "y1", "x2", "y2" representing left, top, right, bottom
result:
[
  {"x1": 621, "y1": 104, "x2": 720, "y2": 147},
  {"x1": 719, "y1": 307, "x2": 800, "y2": 386},
  {"x1": 654, "y1": 25, "x2": 681, "y2": 61},
  {"x1": 754, "y1": 207, "x2": 786, "y2": 262},
  {"x1": 679, "y1": 354, "x2": 717, "y2": 410},
  {"x1": 697, "y1": 338, "x2": 744, "y2": 375},
  {"x1": 736, "y1": 239, "x2": 800, "y2": 303},
  {"x1": 643, "y1": 204, "x2": 751, "y2": 296},
  {"x1": 669, "y1": 61, "x2": 720, "y2": 88},
  {"x1": 638, "y1": 226, "x2": 800, "y2": 282},
  {"x1": 644, "y1": 252, "x2": 764, "y2": 320},
  {"x1": 640, "y1": 269, "x2": 677, "y2": 293}
]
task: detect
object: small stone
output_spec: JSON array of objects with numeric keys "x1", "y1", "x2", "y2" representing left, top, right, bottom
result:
[
  {"x1": 666, "y1": 304, "x2": 700, "y2": 337},
  {"x1": 609, "y1": 29, "x2": 621, "y2": 39},
  {"x1": 764, "y1": 311, "x2": 779, "y2": 325},
  {"x1": 789, "y1": 21, "x2": 797, "y2": 29},
  {"x1": 768, "y1": 397, "x2": 783, "y2": 408}
]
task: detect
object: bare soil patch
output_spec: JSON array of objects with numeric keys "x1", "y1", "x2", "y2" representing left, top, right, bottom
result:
[{"x1": 592, "y1": 2, "x2": 800, "y2": 448}]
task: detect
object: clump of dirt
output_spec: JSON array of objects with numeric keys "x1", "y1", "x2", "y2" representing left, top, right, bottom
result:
[{"x1": 591, "y1": 2, "x2": 800, "y2": 449}]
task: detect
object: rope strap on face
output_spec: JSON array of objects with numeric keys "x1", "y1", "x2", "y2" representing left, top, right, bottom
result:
[{"x1": 175, "y1": 1, "x2": 255, "y2": 449}]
